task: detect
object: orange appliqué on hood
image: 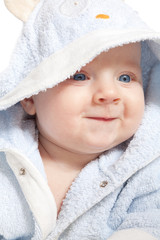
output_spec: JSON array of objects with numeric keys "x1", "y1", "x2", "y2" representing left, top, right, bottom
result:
[{"x1": 96, "y1": 14, "x2": 110, "y2": 19}]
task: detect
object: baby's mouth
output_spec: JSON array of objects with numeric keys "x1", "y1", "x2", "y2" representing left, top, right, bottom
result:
[{"x1": 86, "y1": 117, "x2": 117, "y2": 122}]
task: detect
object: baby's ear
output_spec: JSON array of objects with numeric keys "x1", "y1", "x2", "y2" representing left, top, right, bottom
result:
[
  {"x1": 20, "y1": 97, "x2": 36, "y2": 115},
  {"x1": 4, "y1": 0, "x2": 40, "y2": 22}
]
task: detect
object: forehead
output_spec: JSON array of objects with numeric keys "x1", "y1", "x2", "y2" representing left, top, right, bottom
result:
[{"x1": 83, "y1": 42, "x2": 141, "y2": 69}]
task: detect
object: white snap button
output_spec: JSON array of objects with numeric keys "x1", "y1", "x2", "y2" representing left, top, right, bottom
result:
[
  {"x1": 100, "y1": 181, "x2": 108, "y2": 188},
  {"x1": 19, "y1": 168, "x2": 26, "y2": 175}
]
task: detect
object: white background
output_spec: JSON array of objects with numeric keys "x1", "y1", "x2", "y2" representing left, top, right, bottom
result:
[{"x1": 0, "y1": 0, "x2": 160, "y2": 72}]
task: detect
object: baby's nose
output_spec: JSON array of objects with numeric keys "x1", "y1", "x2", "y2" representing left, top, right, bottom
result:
[{"x1": 92, "y1": 78, "x2": 121, "y2": 105}]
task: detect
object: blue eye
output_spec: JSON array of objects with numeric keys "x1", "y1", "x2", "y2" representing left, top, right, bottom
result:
[
  {"x1": 118, "y1": 74, "x2": 131, "y2": 83},
  {"x1": 73, "y1": 73, "x2": 87, "y2": 81}
]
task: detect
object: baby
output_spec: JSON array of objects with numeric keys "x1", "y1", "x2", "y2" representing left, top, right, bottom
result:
[
  {"x1": 21, "y1": 42, "x2": 143, "y2": 214},
  {"x1": 0, "y1": 0, "x2": 160, "y2": 240}
]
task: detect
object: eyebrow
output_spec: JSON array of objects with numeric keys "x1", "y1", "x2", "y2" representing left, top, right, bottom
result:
[
  {"x1": 125, "y1": 62, "x2": 141, "y2": 70},
  {"x1": 122, "y1": 62, "x2": 142, "y2": 75}
]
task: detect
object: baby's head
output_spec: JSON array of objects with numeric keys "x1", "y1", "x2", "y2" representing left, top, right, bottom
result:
[{"x1": 21, "y1": 42, "x2": 144, "y2": 156}]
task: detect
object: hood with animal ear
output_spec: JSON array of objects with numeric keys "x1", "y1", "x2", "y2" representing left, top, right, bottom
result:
[
  {"x1": 0, "y1": 0, "x2": 160, "y2": 110},
  {"x1": 4, "y1": 0, "x2": 40, "y2": 22}
]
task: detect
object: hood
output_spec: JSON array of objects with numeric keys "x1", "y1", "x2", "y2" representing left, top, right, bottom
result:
[{"x1": 0, "y1": 0, "x2": 160, "y2": 109}]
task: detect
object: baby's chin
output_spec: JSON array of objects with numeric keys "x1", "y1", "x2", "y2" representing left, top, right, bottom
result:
[
  {"x1": 77, "y1": 136, "x2": 133, "y2": 155},
  {"x1": 70, "y1": 142, "x2": 122, "y2": 155}
]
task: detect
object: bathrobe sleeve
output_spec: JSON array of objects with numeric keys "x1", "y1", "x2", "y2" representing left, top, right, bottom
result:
[{"x1": 107, "y1": 157, "x2": 160, "y2": 240}]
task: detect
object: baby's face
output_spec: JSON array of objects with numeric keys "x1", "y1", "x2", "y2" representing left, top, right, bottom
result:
[{"x1": 22, "y1": 42, "x2": 144, "y2": 155}]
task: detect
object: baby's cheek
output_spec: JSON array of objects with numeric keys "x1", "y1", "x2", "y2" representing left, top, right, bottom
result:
[
  {"x1": 135, "y1": 92, "x2": 145, "y2": 121},
  {"x1": 128, "y1": 88, "x2": 144, "y2": 116},
  {"x1": 122, "y1": 99, "x2": 144, "y2": 135}
]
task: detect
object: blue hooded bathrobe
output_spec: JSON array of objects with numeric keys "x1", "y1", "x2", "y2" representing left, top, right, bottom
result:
[{"x1": 0, "y1": 0, "x2": 160, "y2": 239}]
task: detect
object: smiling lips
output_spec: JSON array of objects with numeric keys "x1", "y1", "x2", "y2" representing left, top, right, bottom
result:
[{"x1": 87, "y1": 117, "x2": 116, "y2": 122}]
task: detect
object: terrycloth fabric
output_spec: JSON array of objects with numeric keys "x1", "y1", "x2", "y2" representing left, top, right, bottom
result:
[
  {"x1": 0, "y1": 0, "x2": 160, "y2": 239},
  {"x1": 107, "y1": 229, "x2": 157, "y2": 240}
]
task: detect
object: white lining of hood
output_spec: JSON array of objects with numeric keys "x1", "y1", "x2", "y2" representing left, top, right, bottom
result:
[
  {"x1": 0, "y1": 29, "x2": 160, "y2": 110},
  {"x1": 4, "y1": 149, "x2": 57, "y2": 240}
]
